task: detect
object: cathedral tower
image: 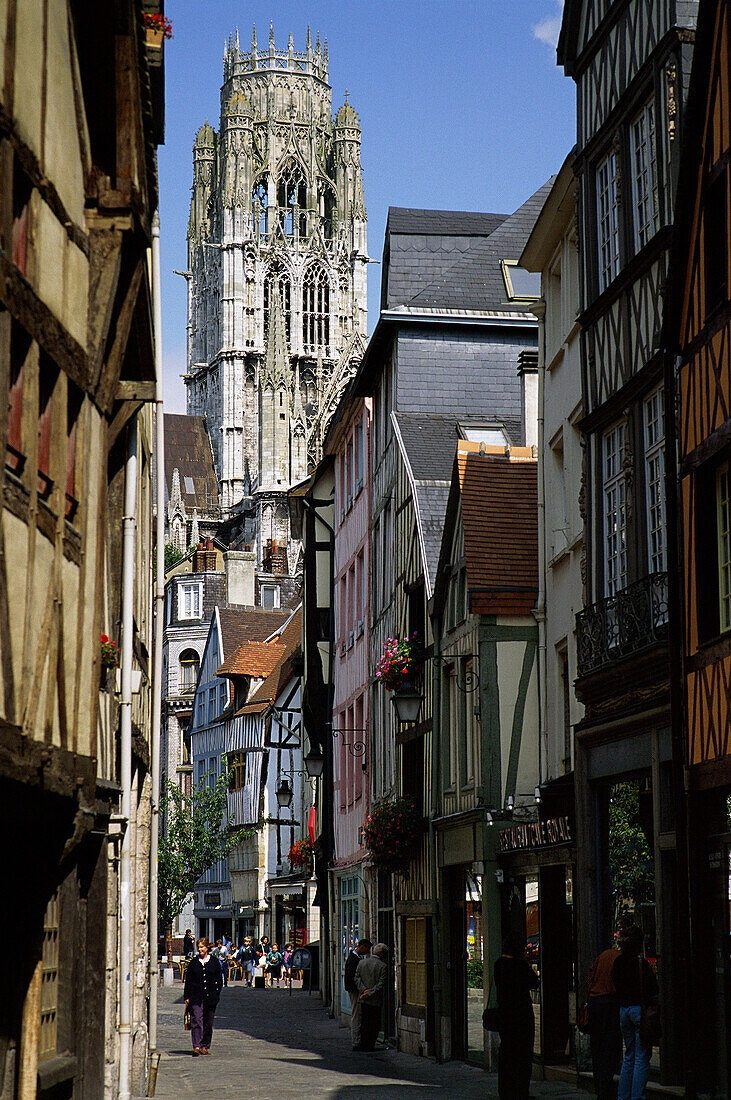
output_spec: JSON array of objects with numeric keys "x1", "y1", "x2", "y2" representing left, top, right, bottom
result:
[{"x1": 185, "y1": 24, "x2": 368, "y2": 565}]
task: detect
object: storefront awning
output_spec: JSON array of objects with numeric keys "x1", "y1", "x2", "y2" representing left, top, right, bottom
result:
[{"x1": 267, "y1": 881, "x2": 306, "y2": 897}]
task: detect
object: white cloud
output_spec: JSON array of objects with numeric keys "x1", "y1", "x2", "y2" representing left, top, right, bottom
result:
[{"x1": 532, "y1": 0, "x2": 564, "y2": 50}]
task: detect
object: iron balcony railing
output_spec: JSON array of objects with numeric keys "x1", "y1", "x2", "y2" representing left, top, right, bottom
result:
[{"x1": 576, "y1": 571, "x2": 669, "y2": 678}]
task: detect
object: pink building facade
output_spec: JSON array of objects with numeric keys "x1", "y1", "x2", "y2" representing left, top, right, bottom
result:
[{"x1": 329, "y1": 393, "x2": 373, "y2": 1022}]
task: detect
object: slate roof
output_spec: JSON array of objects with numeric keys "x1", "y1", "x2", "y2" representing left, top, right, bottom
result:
[
  {"x1": 216, "y1": 606, "x2": 289, "y2": 660},
  {"x1": 164, "y1": 414, "x2": 219, "y2": 512},
  {"x1": 383, "y1": 182, "x2": 553, "y2": 313},
  {"x1": 455, "y1": 441, "x2": 538, "y2": 616},
  {"x1": 392, "y1": 414, "x2": 459, "y2": 596},
  {"x1": 235, "y1": 607, "x2": 302, "y2": 715}
]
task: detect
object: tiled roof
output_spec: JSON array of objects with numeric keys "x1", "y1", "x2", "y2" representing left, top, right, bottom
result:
[
  {"x1": 216, "y1": 606, "x2": 289, "y2": 659},
  {"x1": 456, "y1": 441, "x2": 538, "y2": 616},
  {"x1": 235, "y1": 607, "x2": 302, "y2": 715},
  {"x1": 164, "y1": 414, "x2": 219, "y2": 511},
  {"x1": 216, "y1": 641, "x2": 286, "y2": 679}
]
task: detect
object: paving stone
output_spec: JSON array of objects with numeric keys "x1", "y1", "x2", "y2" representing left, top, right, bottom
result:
[{"x1": 151, "y1": 983, "x2": 583, "y2": 1098}]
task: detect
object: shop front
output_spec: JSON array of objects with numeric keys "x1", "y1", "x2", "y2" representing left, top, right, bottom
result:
[
  {"x1": 195, "y1": 888, "x2": 234, "y2": 944},
  {"x1": 496, "y1": 786, "x2": 575, "y2": 1070},
  {"x1": 267, "y1": 875, "x2": 307, "y2": 953}
]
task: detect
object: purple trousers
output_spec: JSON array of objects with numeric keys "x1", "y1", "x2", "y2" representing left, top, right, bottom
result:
[{"x1": 190, "y1": 1003, "x2": 215, "y2": 1050}]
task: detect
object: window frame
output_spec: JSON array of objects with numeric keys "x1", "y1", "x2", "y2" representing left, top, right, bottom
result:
[
  {"x1": 643, "y1": 386, "x2": 666, "y2": 574},
  {"x1": 178, "y1": 581, "x2": 203, "y2": 620},
  {"x1": 596, "y1": 149, "x2": 620, "y2": 292},
  {"x1": 630, "y1": 99, "x2": 659, "y2": 253},
  {"x1": 602, "y1": 421, "x2": 628, "y2": 597},
  {"x1": 717, "y1": 462, "x2": 731, "y2": 634}
]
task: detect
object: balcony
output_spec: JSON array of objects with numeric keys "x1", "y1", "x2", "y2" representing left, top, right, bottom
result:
[{"x1": 576, "y1": 572, "x2": 668, "y2": 677}]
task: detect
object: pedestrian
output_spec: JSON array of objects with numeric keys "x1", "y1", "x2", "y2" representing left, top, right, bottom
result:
[
  {"x1": 283, "y1": 942, "x2": 293, "y2": 982},
  {"x1": 266, "y1": 943, "x2": 284, "y2": 986},
  {"x1": 354, "y1": 942, "x2": 388, "y2": 1051},
  {"x1": 213, "y1": 938, "x2": 229, "y2": 986},
  {"x1": 493, "y1": 931, "x2": 539, "y2": 1100},
  {"x1": 182, "y1": 929, "x2": 195, "y2": 960},
  {"x1": 184, "y1": 937, "x2": 223, "y2": 1057},
  {"x1": 344, "y1": 938, "x2": 372, "y2": 1050},
  {"x1": 612, "y1": 925, "x2": 658, "y2": 1100},
  {"x1": 235, "y1": 937, "x2": 258, "y2": 987},
  {"x1": 586, "y1": 938, "x2": 622, "y2": 1099}
]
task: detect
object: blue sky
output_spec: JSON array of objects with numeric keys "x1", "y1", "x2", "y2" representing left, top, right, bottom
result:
[{"x1": 158, "y1": 0, "x2": 574, "y2": 412}]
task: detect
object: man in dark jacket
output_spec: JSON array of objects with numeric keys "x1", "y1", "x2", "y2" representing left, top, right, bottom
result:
[
  {"x1": 235, "y1": 937, "x2": 259, "y2": 987},
  {"x1": 184, "y1": 938, "x2": 223, "y2": 1056},
  {"x1": 344, "y1": 938, "x2": 372, "y2": 1049}
]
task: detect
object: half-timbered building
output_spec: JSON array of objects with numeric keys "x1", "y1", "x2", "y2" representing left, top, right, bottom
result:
[
  {"x1": 431, "y1": 441, "x2": 540, "y2": 1067},
  {"x1": 351, "y1": 189, "x2": 549, "y2": 1056},
  {"x1": 558, "y1": 0, "x2": 697, "y2": 1083},
  {"x1": 662, "y1": 0, "x2": 731, "y2": 1091},
  {"x1": 0, "y1": 2, "x2": 164, "y2": 1096}
]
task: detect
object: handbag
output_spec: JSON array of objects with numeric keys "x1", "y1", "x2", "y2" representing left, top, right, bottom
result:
[
  {"x1": 482, "y1": 976, "x2": 500, "y2": 1032},
  {"x1": 638, "y1": 958, "x2": 661, "y2": 1046},
  {"x1": 183, "y1": 1005, "x2": 191, "y2": 1031}
]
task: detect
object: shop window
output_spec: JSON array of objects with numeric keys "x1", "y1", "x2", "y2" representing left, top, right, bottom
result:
[
  {"x1": 404, "y1": 917, "x2": 427, "y2": 1009},
  {"x1": 340, "y1": 876, "x2": 360, "y2": 1002},
  {"x1": 39, "y1": 892, "x2": 59, "y2": 1062},
  {"x1": 607, "y1": 779, "x2": 656, "y2": 944}
]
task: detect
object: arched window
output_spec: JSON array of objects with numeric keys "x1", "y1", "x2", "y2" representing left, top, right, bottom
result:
[
  {"x1": 302, "y1": 266, "x2": 330, "y2": 352},
  {"x1": 263, "y1": 264, "x2": 291, "y2": 347},
  {"x1": 252, "y1": 176, "x2": 268, "y2": 235},
  {"x1": 179, "y1": 649, "x2": 200, "y2": 694},
  {"x1": 318, "y1": 180, "x2": 336, "y2": 238},
  {"x1": 276, "y1": 159, "x2": 307, "y2": 236}
]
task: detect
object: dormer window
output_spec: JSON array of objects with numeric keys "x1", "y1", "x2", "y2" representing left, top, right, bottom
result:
[{"x1": 178, "y1": 581, "x2": 202, "y2": 619}]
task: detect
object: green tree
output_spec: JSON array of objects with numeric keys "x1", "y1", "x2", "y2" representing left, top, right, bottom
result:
[
  {"x1": 164, "y1": 542, "x2": 184, "y2": 572},
  {"x1": 608, "y1": 781, "x2": 654, "y2": 924},
  {"x1": 158, "y1": 770, "x2": 256, "y2": 964}
]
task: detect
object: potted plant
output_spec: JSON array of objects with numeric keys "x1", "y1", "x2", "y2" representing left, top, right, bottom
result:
[
  {"x1": 143, "y1": 12, "x2": 172, "y2": 47},
  {"x1": 100, "y1": 633, "x2": 119, "y2": 690},
  {"x1": 288, "y1": 837, "x2": 313, "y2": 869},
  {"x1": 362, "y1": 795, "x2": 421, "y2": 875},
  {"x1": 375, "y1": 634, "x2": 419, "y2": 693}
]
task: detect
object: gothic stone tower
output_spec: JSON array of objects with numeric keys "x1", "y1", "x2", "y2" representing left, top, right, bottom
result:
[{"x1": 185, "y1": 24, "x2": 367, "y2": 564}]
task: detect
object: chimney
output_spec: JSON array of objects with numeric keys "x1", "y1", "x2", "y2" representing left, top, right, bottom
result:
[
  {"x1": 270, "y1": 538, "x2": 287, "y2": 577},
  {"x1": 518, "y1": 349, "x2": 539, "y2": 450},
  {"x1": 224, "y1": 548, "x2": 256, "y2": 605},
  {"x1": 192, "y1": 539, "x2": 217, "y2": 573}
]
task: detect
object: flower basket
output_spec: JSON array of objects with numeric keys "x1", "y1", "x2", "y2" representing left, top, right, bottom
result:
[
  {"x1": 375, "y1": 635, "x2": 419, "y2": 693},
  {"x1": 362, "y1": 796, "x2": 421, "y2": 874},
  {"x1": 143, "y1": 13, "x2": 172, "y2": 45},
  {"x1": 288, "y1": 837, "x2": 313, "y2": 868},
  {"x1": 101, "y1": 634, "x2": 120, "y2": 670}
]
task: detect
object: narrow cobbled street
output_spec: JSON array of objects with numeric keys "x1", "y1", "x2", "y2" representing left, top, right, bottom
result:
[{"x1": 153, "y1": 984, "x2": 582, "y2": 1099}]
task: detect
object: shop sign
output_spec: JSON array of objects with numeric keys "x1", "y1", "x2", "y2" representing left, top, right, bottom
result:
[
  {"x1": 499, "y1": 816, "x2": 572, "y2": 852},
  {"x1": 204, "y1": 892, "x2": 222, "y2": 907}
]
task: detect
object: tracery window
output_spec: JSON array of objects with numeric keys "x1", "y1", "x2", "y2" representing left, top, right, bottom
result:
[
  {"x1": 318, "y1": 179, "x2": 336, "y2": 237},
  {"x1": 276, "y1": 159, "x2": 307, "y2": 236},
  {"x1": 252, "y1": 177, "x2": 268, "y2": 235},
  {"x1": 263, "y1": 265, "x2": 291, "y2": 346},
  {"x1": 302, "y1": 265, "x2": 330, "y2": 351}
]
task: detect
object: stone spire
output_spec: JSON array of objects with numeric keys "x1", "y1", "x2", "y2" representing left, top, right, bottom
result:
[{"x1": 189, "y1": 508, "x2": 200, "y2": 550}]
